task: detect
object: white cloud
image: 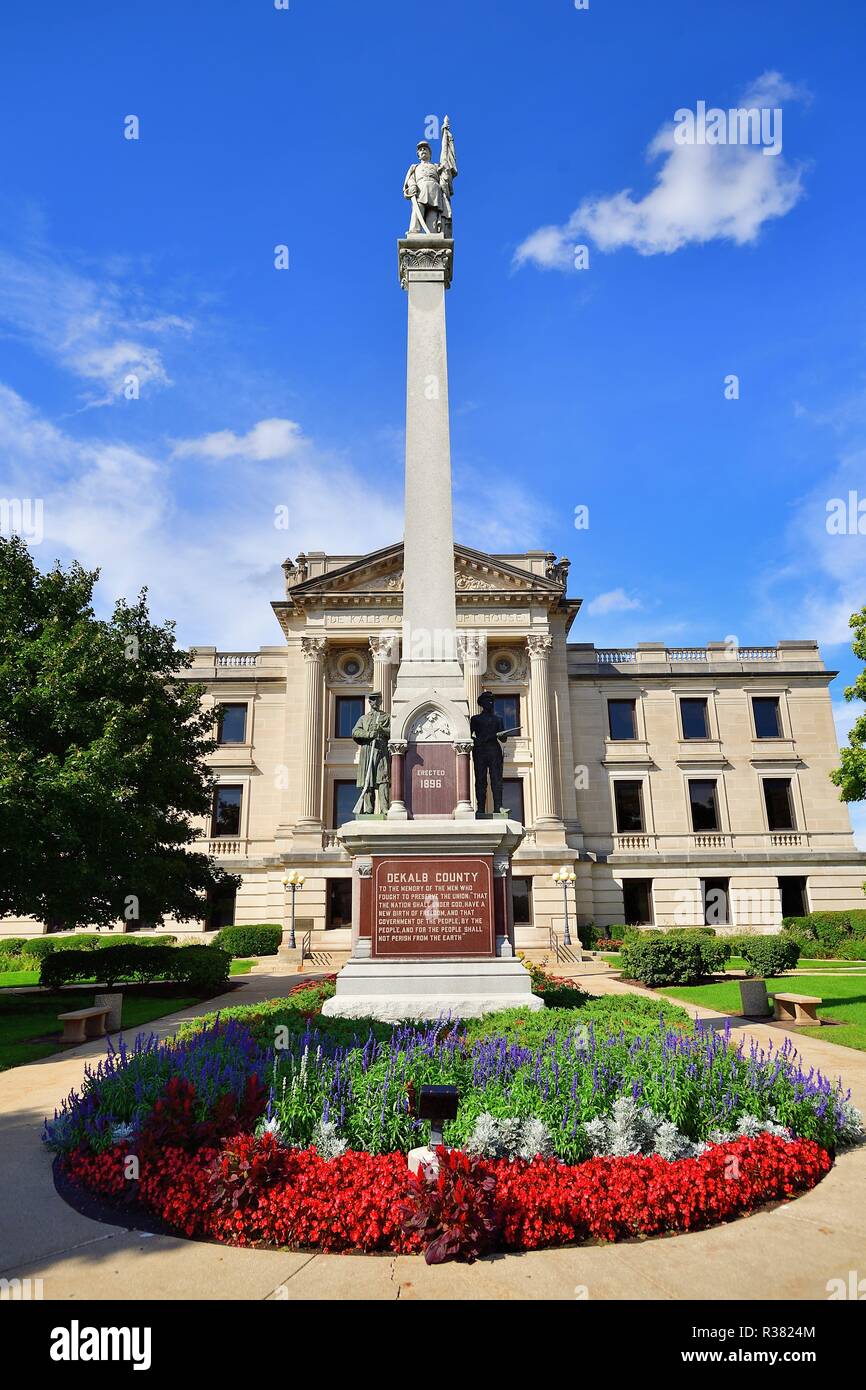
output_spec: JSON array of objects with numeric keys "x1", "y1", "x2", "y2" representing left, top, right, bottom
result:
[
  {"x1": 515, "y1": 72, "x2": 807, "y2": 266},
  {"x1": 172, "y1": 418, "x2": 305, "y2": 462},
  {"x1": 584, "y1": 587, "x2": 642, "y2": 616},
  {"x1": 0, "y1": 245, "x2": 192, "y2": 404},
  {"x1": 0, "y1": 388, "x2": 402, "y2": 647}
]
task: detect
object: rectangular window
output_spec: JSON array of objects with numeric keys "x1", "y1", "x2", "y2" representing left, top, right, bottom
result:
[
  {"x1": 614, "y1": 780, "x2": 644, "y2": 832},
  {"x1": 333, "y1": 779, "x2": 358, "y2": 828},
  {"x1": 211, "y1": 785, "x2": 242, "y2": 836},
  {"x1": 779, "y1": 876, "x2": 807, "y2": 918},
  {"x1": 764, "y1": 778, "x2": 795, "y2": 831},
  {"x1": 608, "y1": 699, "x2": 637, "y2": 740},
  {"x1": 493, "y1": 694, "x2": 520, "y2": 734},
  {"x1": 217, "y1": 703, "x2": 247, "y2": 744},
  {"x1": 753, "y1": 696, "x2": 782, "y2": 739},
  {"x1": 512, "y1": 877, "x2": 533, "y2": 926},
  {"x1": 327, "y1": 878, "x2": 353, "y2": 929},
  {"x1": 623, "y1": 879, "x2": 653, "y2": 925},
  {"x1": 680, "y1": 697, "x2": 709, "y2": 740},
  {"x1": 688, "y1": 779, "x2": 719, "y2": 832},
  {"x1": 501, "y1": 777, "x2": 525, "y2": 824},
  {"x1": 335, "y1": 695, "x2": 365, "y2": 739},
  {"x1": 702, "y1": 877, "x2": 730, "y2": 926},
  {"x1": 205, "y1": 882, "x2": 237, "y2": 931}
]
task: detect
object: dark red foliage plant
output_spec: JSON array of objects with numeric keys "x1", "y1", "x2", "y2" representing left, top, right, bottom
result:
[{"x1": 400, "y1": 1147, "x2": 501, "y2": 1265}]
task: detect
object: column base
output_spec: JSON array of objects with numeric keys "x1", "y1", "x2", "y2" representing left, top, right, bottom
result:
[{"x1": 321, "y1": 957, "x2": 543, "y2": 1022}]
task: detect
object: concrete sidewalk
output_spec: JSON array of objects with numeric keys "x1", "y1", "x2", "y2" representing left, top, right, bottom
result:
[{"x1": 0, "y1": 968, "x2": 863, "y2": 1301}]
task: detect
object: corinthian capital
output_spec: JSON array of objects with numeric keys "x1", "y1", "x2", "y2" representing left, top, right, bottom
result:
[
  {"x1": 527, "y1": 633, "x2": 553, "y2": 659},
  {"x1": 301, "y1": 635, "x2": 327, "y2": 662}
]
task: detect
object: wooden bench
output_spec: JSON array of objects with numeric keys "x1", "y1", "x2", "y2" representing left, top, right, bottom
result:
[
  {"x1": 57, "y1": 1005, "x2": 111, "y2": 1044},
  {"x1": 773, "y1": 992, "x2": 822, "y2": 1026}
]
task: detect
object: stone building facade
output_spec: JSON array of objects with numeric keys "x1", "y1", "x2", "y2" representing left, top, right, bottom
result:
[{"x1": 178, "y1": 540, "x2": 865, "y2": 948}]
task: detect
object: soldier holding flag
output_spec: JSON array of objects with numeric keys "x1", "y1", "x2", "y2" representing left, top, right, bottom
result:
[{"x1": 403, "y1": 116, "x2": 457, "y2": 237}]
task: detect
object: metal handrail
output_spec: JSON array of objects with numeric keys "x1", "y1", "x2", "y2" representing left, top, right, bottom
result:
[
  {"x1": 300, "y1": 930, "x2": 312, "y2": 961},
  {"x1": 548, "y1": 926, "x2": 563, "y2": 963}
]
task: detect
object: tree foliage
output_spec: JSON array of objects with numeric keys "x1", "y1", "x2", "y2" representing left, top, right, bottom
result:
[
  {"x1": 831, "y1": 605, "x2": 866, "y2": 804},
  {"x1": 0, "y1": 536, "x2": 235, "y2": 928}
]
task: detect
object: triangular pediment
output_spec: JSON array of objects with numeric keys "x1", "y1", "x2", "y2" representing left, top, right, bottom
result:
[{"x1": 282, "y1": 543, "x2": 568, "y2": 600}]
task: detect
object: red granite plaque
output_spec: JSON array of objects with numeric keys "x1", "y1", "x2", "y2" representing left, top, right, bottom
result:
[
  {"x1": 404, "y1": 742, "x2": 457, "y2": 816},
  {"x1": 372, "y1": 855, "x2": 495, "y2": 958}
]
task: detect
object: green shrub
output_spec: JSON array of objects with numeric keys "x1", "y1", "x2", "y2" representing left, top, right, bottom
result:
[
  {"x1": 214, "y1": 924, "x2": 281, "y2": 958},
  {"x1": 0, "y1": 950, "x2": 30, "y2": 974},
  {"x1": 835, "y1": 939, "x2": 866, "y2": 961},
  {"x1": 619, "y1": 936, "x2": 706, "y2": 986},
  {"x1": 0, "y1": 937, "x2": 27, "y2": 954},
  {"x1": 737, "y1": 935, "x2": 800, "y2": 978},
  {"x1": 40, "y1": 944, "x2": 230, "y2": 991},
  {"x1": 782, "y1": 911, "x2": 866, "y2": 956}
]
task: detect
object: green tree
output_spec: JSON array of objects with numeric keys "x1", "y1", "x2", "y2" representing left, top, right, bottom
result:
[
  {"x1": 831, "y1": 605, "x2": 866, "y2": 803},
  {"x1": 0, "y1": 536, "x2": 236, "y2": 928}
]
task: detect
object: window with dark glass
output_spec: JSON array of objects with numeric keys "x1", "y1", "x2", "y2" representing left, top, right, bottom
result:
[
  {"x1": 217, "y1": 703, "x2": 246, "y2": 744},
  {"x1": 702, "y1": 877, "x2": 730, "y2": 926},
  {"x1": 501, "y1": 777, "x2": 525, "y2": 824},
  {"x1": 333, "y1": 779, "x2": 357, "y2": 828},
  {"x1": 614, "y1": 781, "x2": 644, "y2": 832},
  {"x1": 753, "y1": 696, "x2": 782, "y2": 739},
  {"x1": 680, "y1": 697, "x2": 709, "y2": 740},
  {"x1": 335, "y1": 696, "x2": 365, "y2": 739},
  {"x1": 623, "y1": 879, "x2": 653, "y2": 925},
  {"x1": 688, "y1": 779, "x2": 719, "y2": 832},
  {"x1": 211, "y1": 785, "x2": 242, "y2": 836},
  {"x1": 493, "y1": 694, "x2": 520, "y2": 733},
  {"x1": 608, "y1": 699, "x2": 637, "y2": 740},
  {"x1": 764, "y1": 778, "x2": 795, "y2": 831},
  {"x1": 779, "y1": 876, "x2": 807, "y2": 918},
  {"x1": 327, "y1": 878, "x2": 353, "y2": 928},
  {"x1": 512, "y1": 877, "x2": 533, "y2": 925},
  {"x1": 205, "y1": 881, "x2": 237, "y2": 930}
]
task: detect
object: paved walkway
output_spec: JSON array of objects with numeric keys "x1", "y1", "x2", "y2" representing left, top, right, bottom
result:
[{"x1": 0, "y1": 965, "x2": 864, "y2": 1301}]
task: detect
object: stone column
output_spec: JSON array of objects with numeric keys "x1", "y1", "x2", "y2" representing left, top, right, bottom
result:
[
  {"x1": 454, "y1": 740, "x2": 474, "y2": 819},
  {"x1": 458, "y1": 632, "x2": 484, "y2": 717},
  {"x1": 527, "y1": 633, "x2": 559, "y2": 826},
  {"x1": 297, "y1": 635, "x2": 327, "y2": 828},
  {"x1": 369, "y1": 634, "x2": 396, "y2": 713},
  {"x1": 387, "y1": 740, "x2": 408, "y2": 819},
  {"x1": 391, "y1": 237, "x2": 467, "y2": 720}
]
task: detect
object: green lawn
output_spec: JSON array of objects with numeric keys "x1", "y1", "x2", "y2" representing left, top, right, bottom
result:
[
  {"x1": 0, "y1": 988, "x2": 206, "y2": 1072},
  {"x1": 658, "y1": 974, "x2": 866, "y2": 1052},
  {"x1": 600, "y1": 953, "x2": 866, "y2": 974}
]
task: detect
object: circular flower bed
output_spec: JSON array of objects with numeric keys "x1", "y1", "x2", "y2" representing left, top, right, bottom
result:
[{"x1": 45, "y1": 971, "x2": 862, "y2": 1263}]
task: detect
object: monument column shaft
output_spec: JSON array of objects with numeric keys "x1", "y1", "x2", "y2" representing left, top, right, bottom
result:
[{"x1": 400, "y1": 242, "x2": 457, "y2": 666}]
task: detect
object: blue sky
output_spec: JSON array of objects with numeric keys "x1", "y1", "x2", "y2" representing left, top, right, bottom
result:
[{"x1": 2, "y1": 1, "x2": 866, "y2": 795}]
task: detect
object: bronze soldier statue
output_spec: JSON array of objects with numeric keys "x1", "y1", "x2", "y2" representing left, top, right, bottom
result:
[
  {"x1": 352, "y1": 692, "x2": 391, "y2": 815},
  {"x1": 470, "y1": 691, "x2": 517, "y2": 815}
]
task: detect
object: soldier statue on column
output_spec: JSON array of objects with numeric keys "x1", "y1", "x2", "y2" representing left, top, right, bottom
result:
[
  {"x1": 403, "y1": 116, "x2": 457, "y2": 236},
  {"x1": 352, "y1": 692, "x2": 392, "y2": 814}
]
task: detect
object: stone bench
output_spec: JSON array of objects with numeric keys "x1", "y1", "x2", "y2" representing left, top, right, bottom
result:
[
  {"x1": 773, "y1": 992, "x2": 822, "y2": 1026},
  {"x1": 57, "y1": 1005, "x2": 111, "y2": 1044}
]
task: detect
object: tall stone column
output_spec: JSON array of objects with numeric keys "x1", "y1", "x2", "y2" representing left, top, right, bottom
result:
[
  {"x1": 458, "y1": 632, "x2": 484, "y2": 717},
  {"x1": 369, "y1": 634, "x2": 396, "y2": 713},
  {"x1": 297, "y1": 635, "x2": 327, "y2": 828},
  {"x1": 527, "y1": 633, "x2": 559, "y2": 826},
  {"x1": 391, "y1": 237, "x2": 468, "y2": 725}
]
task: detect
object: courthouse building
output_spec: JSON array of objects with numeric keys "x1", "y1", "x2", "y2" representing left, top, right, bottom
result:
[{"x1": 186, "y1": 540, "x2": 866, "y2": 949}]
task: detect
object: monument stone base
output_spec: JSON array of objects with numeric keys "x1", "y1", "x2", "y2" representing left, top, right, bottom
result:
[{"x1": 321, "y1": 957, "x2": 543, "y2": 1022}]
